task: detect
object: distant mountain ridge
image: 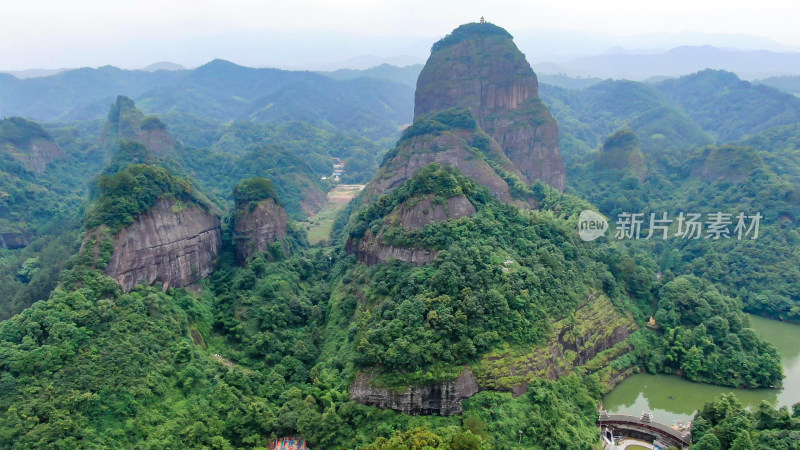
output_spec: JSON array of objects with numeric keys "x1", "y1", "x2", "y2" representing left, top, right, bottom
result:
[
  {"x1": 0, "y1": 59, "x2": 413, "y2": 139},
  {"x1": 536, "y1": 45, "x2": 800, "y2": 80}
]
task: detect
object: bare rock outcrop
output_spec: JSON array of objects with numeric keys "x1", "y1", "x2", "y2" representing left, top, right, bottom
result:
[
  {"x1": 350, "y1": 369, "x2": 480, "y2": 416},
  {"x1": 234, "y1": 198, "x2": 288, "y2": 264},
  {"x1": 346, "y1": 194, "x2": 477, "y2": 266},
  {"x1": 365, "y1": 127, "x2": 528, "y2": 207},
  {"x1": 0, "y1": 117, "x2": 65, "y2": 174},
  {"x1": 398, "y1": 195, "x2": 476, "y2": 230},
  {"x1": 102, "y1": 96, "x2": 175, "y2": 158},
  {"x1": 0, "y1": 232, "x2": 33, "y2": 250},
  {"x1": 414, "y1": 22, "x2": 565, "y2": 191},
  {"x1": 346, "y1": 232, "x2": 438, "y2": 266},
  {"x1": 104, "y1": 199, "x2": 221, "y2": 293},
  {"x1": 350, "y1": 293, "x2": 638, "y2": 414}
]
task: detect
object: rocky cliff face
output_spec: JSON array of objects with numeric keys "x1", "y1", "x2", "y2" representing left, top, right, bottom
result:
[
  {"x1": 398, "y1": 195, "x2": 477, "y2": 230},
  {"x1": 0, "y1": 117, "x2": 65, "y2": 174},
  {"x1": 350, "y1": 369, "x2": 480, "y2": 416},
  {"x1": 234, "y1": 198, "x2": 288, "y2": 264},
  {"x1": 695, "y1": 145, "x2": 764, "y2": 183},
  {"x1": 346, "y1": 194, "x2": 476, "y2": 266},
  {"x1": 365, "y1": 121, "x2": 531, "y2": 208},
  {"x1": 350, "y1": 293, "x2": 637, "y2": 414},
  {"x1": 102, "y1": 96, "x2": 174, "y2": 158},
  {"x1": 104, "y1": 199, "x2": 221, "y2": 293},
  {"x1": 473, "y1": 293, "x2": 638, "y2": 394},
  {"x1": 0, "y1": 232, "x2": 33, "y2": 250},
  {"x1": 596, "y1": 129, "x2": 647, "y2": 180},
  {"x1": 414, "y1": 23, "x2": 565, "y2": 191},
  {"x1": 346, "y1": 233, "x2": 438, "y2": 266}
]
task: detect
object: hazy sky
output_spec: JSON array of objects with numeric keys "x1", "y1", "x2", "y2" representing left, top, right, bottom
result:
[{"x1": 1, "y1": 0, "x2": 799, "y2": 70}]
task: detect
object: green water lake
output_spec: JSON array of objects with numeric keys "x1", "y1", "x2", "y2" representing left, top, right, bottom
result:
[{"x1": 603, "y1": 314, "x2": 800, "y2": 424}]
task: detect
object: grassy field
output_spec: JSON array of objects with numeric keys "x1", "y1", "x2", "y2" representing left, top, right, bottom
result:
[{"x1": 304, "y1": 184, "x2": 364, "y2": 245}]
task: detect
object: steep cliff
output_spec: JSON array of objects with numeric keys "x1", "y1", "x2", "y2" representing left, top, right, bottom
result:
[
  {"x1": 234, "y1": 198, "x2": 288, "y2": 264},
  {"x1": 0, "y1": 117, "x2": 65, "y2": 174},
  {"x1": 102, "y1": 96, "x2": 175, "y2": 158},
  {"x1": 414, "y1": 22, "x2": 565, "y2": 191},
  {"x1": 349, "y1": 293, "x2": 638, "y2": 415},
  {"x1": 346, "y1": 193, "x2": 476, "y2": 265},
  {"x1": 103, "y1": 198, "x2": 221, "y2": 293},
  {"x1": 350, "y1": 369, "x2": 480, "y2": 416},
  {"x1": 364, "y1": 108, "x2": 532, "y2": 207},
  {"x1": 694, "y1": 145, "x2": 765, "y2": 183},
  {"x1": 596, "y1": 129, "x2": 647, "y2": 180},
  {"x1": 232, "y1": 177, "x2": 290, "y2": 264}
]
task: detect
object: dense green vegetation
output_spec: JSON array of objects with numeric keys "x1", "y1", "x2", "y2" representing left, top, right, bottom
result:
[
  {"x1": 758, "y1": 75, "x2": 800, "y2": 96},
  {"x1": 0, "y1": 117, "x2": 104, "y2": 319},
  {"x1": 568, "y1": 122, "x2": 800, "y2": 321},
  {"x1": 431, "y1": 22, "x2": 513, "y2": 52},
  {"x1": 338, "y1": 164, "x2": 780, "y2": 390},
  {"x1": 540, "y1": 79, "x2": 712, "y2": 161},
  {"x1": 85, "y1": 164, "x2": 213, "y2": 232},
  {"x1": 0, "y1": 189, "x2": 605, "y2": 448},
  {"x1": 692, "y1": 394, "x2": 800, "y2": 449},
  {"x1": 0, "y1": 60, "x2": 413, "y2": 140},
  {"x1": 654, "y1": 70, "x2": 800, "y2": 141},
  {"x1": 232, "y1": 177, "x2": 282, "y2": 209},
  {"x1": 5, "y1": 30, "x2": 800, "y2": 449},
  {"x1": 635, "y1": 276, "x2": 782, "y2": 388}
]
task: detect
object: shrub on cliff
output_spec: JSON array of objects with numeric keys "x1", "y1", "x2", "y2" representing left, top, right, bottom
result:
[
  {"x1": 85, "y1": 164, "x2": 210, "y2": 232},
  {"x1": 232, "y1": 177, "x2": 282, "y2": 211}
]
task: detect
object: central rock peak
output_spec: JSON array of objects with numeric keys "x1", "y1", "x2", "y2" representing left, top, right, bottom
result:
[{"x1": 414, "y1": 22, "x2": 565, "y2": 191}]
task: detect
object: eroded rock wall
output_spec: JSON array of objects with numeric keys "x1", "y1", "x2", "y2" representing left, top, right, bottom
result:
[{"x1": 104, "y1": 199, "x2": 221, "y2": 292}]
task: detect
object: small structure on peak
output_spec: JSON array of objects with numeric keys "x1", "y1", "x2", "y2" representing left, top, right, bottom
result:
[{"x1": 479, "y1": 16, "x2": 485, "y2": 24}]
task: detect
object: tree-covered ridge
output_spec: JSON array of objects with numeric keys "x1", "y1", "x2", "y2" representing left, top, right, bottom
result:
[
  {"x1": 85, "y1": 164, "x2": 214, "y2": 233},
  {"x1": 641, "y1": 276, "x2": 782, "y2": 388},
  {"x1": 692, "y1": 394, "x2": 800, "y2": 449},
  {"x1": 232, "y1": 177, "x2": 282, "y2": 210},
  {"x1": 540, "y1": 79, "x2": 713, "y2": 161},
  {"x1": 0, "y1": 60, "x2": 414, "y2": 141},
  {"x1": 396, "y1": 107, "x2": 479, "y2": 144},
  {"x1": 0, "y1": 117, "x2": 52, "y2": 147},
  {"x1": 595, "y1": 128, "x2": 646, "y2": 177},
  {"x1": 431, "y1": 22, "x2": 513, "y2": 52},
  {"x1": 654, "y1": 69, "x2": 800, "y2": 141},
  {"x1": 568, "y1": 123, "x2": 800, "y2": 321},
  {"x1": 348, "y1": 164, "x2": 486, "y2": 241}
]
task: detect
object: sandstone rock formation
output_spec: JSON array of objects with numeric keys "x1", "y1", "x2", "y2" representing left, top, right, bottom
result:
[
  {"x1": 0, "y1": 117, "x2": 65, "y2": 174},
  {"x1": 350, "y1": 293, "x2": 637, "y2": 414},
  {"x1": 102, "y1": 96, "x2": 175, "y2": 158},
  {"x1": 234, "y1": 198, "x2": 288, "y2": 264},
  {"x1": 350, "y1": 369, "x2": 480, "y2": 416},
  {"x1": 473, "y1": 293, "x2": 638, "y2": 395},
  {"x1": 104, "y1": 199, "x2": 221, "y2": 292},
  {"x1": 596, "y1": 129, "x2": 647, "y2": 180},
  {"x1": 365, "y1": 125, "x2": 528, "y2": 207},
  {"x1": 346, "y1": 194, "x2": 477, "y2": 266},
  {"x1": 414, "y1": 22, "x2": 565, "y2": 191},
  {"x1": 695, "y1": 145, "x2": 764, "y2": 183},
  {"x1": 0, "y1": 232, "x2": 33, "y2": 250}
]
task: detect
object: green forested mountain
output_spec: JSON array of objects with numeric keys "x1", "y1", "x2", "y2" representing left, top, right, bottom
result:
[
  {"x1": 321, "y1": 63, "x2": 424, "y2": 88},
  {"x1": 758, "y1": 75, "x2": 800, "y2": 96},
  {"x1": 0, "y1": 117, "x2": 104, "y2": 319},
  {"x1": 540, "y1": 79, "x2": 713, "y2": 161},
  {"x1": 0, "y1": 59, "x2": 414, "y2": 140},
  {"x1": 3, "y1": 19, "x2": 800, "y2": 450},
  {"x1": 654, "y1": 69, "x2": 800, "y2": 141}
]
